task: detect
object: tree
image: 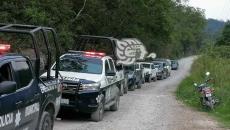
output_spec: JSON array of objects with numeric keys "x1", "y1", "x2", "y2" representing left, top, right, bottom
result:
[{"x1": 216, "y1": 21, "x2": 230, "y2": 46}]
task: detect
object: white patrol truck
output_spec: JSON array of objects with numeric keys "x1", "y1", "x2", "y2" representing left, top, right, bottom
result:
[
  {"x1": 137, "y1": 62, "x2": 158, "y2": 82},
  {"x1": 49, "y1": 51, "x2": 120, "y2": 122}
]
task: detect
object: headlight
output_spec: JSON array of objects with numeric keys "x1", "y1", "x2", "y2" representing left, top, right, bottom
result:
[{"x1": 80, "y1": 82, "x2": 101, "y2": 91}]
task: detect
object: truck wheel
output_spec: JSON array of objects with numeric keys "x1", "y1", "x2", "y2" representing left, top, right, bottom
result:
[
  {"x1": 110, "y1": 96, "x2": 120, "y2": 111},
  {"x1": 91, "y1": 98, "x2": 104, "y2": 122},
  {"x1": 120, "y1": 82, "x2": 124, "y2": 96},
  {"x1": 38, "y1": 111, "x2": 53, "y2": 130},
  {"x1": 124, "y1": 79, "x2": 128, "y2": 94},
  {"x1": 148, "y1": 76, "x2": 151, "y2": 82},
  {"x1": 153, "y1": 77, "x2": 157, "y2": 82},
  {"x1": 137, "y1": 80, "x2": 142, "y2": 89},
  {"x1": 142, "y1": 78, "x2": 145, "y2": 84},
  {"x1": 130, "y1": 84, "x2": 135, "y2": 91}
]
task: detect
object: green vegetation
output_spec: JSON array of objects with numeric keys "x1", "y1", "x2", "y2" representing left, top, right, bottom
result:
[
  {"x1": 0, "y1": 0, "x2": 206, "y2": 57},
  {"x1": 177, "y1": 41, "x2": 230, "y2": 128},
  {"x1": 177, "y1": 20, "x2": 230, "y2": 128}
]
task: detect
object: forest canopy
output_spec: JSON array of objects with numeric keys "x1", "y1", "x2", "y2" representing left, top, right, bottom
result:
[{"x1": 0, "y1": 0, "x2": 206, "y2": 58}]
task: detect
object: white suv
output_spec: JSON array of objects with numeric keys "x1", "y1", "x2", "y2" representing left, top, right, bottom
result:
[
  {"x1": 136, "y1": 62, "x2": 157, "y2": 82},
  {"x1": 49, "y1": 51, "x2": 120, "y2": 122}
]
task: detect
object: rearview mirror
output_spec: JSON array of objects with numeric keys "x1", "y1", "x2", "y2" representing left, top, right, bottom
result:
[
  {"x1": 0, "y1": 81, "x2": 16, "y2": 95},
  {"x1": 106, "y1": 70, "x2": 116, "y2": 76}
]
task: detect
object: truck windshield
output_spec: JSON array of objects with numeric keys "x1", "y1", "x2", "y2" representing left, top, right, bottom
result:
[
  {"x1": 124, "y1": 65, "x2": 135, "y2": 71},
  {"x1": 153, "y1": 63, "x2": 163, "y2": 68},
  {"x1": 142, "y1": 64, "x2": 150, "y2": 69},
  {"x1": 57, "y1": 55, "x2": 102, "y2": 74}
]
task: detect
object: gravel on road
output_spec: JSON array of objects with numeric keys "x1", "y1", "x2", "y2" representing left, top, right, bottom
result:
[{"x1": 54, "y1": 57, "x2": 226, "y2": 130}]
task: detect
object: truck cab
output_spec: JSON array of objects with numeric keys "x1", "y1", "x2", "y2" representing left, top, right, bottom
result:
[
  {"x1": 137, "y1": 62, "x2": 157, "y2": 82},
  {"x1": 124, "y1": 64, "x2": 143, "y2": 90},
  {"x1": 49, "y1": 51, "x2": 120, "y2": 122},
  {"x1": 0, "y1": 24, "x2": 61, "y2": 130}
]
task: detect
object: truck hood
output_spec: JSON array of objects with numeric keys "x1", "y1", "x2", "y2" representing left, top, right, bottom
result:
[
  {"x1": 143, "y1": 69, "x2": 151, "y2": 74},
  {"x1": 47, "y1": 70, "x2": 102, "y2": 83}
]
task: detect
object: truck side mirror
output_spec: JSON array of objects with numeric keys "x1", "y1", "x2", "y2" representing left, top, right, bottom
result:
[
  {"x1": 0, "y1": 81, "x2": 16, "y2": 95},
  {"x1": 106, "y1": 70, "x2": 116, "y2": 76}
]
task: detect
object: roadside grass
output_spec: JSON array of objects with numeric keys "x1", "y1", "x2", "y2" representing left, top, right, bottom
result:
[{"x1": 176, "y1": 55, "x2": 230, "y2": 128}]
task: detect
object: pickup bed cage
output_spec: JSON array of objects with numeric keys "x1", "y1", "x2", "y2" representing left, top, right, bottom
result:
[
  {"x1": 74, "y1": 35, "x2": 118, "y2": 60},
  {"x1": 0, "y1": 23, "x2": 60, "y2": 78}
]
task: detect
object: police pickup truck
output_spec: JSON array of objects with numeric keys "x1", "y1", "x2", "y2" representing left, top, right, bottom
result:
[
  {"x1": 0, "y1": 24, "x2": 61, "y2": 130},
  {"x1": 50, "y1": 51, "x2": 120, "y2": 122}
]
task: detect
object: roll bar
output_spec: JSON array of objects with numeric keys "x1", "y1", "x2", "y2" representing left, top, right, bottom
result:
[{"x1": 0, "y1": 24, "x2": 60, "y2": 79}]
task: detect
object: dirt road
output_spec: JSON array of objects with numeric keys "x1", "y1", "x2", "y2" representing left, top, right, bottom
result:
[{"x1": 54, "y1": 57, "x2": 225, "y2": 130}]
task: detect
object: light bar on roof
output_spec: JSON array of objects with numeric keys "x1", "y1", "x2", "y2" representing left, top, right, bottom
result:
[
  {"x1": 0, "y1": 44, "x2": 11, "y2": 54},
  {"x1": 84, "y1": 51, "x2": 106, "y2": 57}
]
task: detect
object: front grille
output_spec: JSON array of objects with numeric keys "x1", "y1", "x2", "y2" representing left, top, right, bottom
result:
[{"x1": 62, "y1": 81, "x2": 80, "y2": 94}]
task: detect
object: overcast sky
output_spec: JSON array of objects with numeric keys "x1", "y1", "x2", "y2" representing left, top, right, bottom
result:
[{"x1": 187, "y1": 0, "x2": 230, "y2": 21}]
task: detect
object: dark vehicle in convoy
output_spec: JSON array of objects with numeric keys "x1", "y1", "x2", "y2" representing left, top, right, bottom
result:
[
  {"x1": 124, "y1": 64, "x2": 143, "y2": 91},
  {"x1": 0, "y1": 24, "x2": 61, "y2": 130},
  {"x1": 73, "y1": 35, "x2": 128, "y2": 96},
  {"x1": 171, "y1": 60, "x2": 179, "y2": 70},
  {"x1": 153, "y1": 59, "x2": 171, "y2": 77},
  {"x1": 51, "y1": 51, "x2": 120, "y2": 122},
  {"x1": 152, "y1": 61, "x2": 167, "y2": 80}
]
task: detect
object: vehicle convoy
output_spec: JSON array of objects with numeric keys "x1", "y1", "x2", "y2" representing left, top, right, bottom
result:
[
  {"x1": 137, "y1": 62, "x2": 157, "y2": 82},
  {"x1": 49, "y1": 51, "x2": 120, "y2": 122},
  {"x1": 152, "y1": 61, "x2": 167, "y2": 80},
  {"x1": 0, "y1": 24, "x2": 61, "y2": 130},
  {"x1": 193, "y1": 72, "x2": 219, "y2": 109},
  {"x1": 124, "y1": 64, "x2": 143, "y2": 90}
]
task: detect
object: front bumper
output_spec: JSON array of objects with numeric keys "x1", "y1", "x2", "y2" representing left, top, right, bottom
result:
[
  {"x1": 156, "y1": 71, "x2": 163, "y2": 77},
  {"x1": 128, "y1": 78, "x2": 135, "y2": 88},
  {"x1": 61, "y1": 90, "x2": 101, "y2": 113}
]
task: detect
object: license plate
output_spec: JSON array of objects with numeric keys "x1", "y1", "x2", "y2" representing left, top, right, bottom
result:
[
  {"x1": 206, "y1": 93, "x2": 212, "y2": 97},
  {"x1": 61, "y1": 99, "x2": 69, "y2": 104}
]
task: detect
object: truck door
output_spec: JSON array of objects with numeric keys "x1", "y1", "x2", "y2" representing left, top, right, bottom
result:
[
  {"x1": 0, "y1": 62, "x2": 16, "y2": 130},
  {"x1": 108, "y1": 59, "x2": 118, "y2": 101},
  {"x1": 12, "y1": 59, "x2": 40, "y2": 130}
]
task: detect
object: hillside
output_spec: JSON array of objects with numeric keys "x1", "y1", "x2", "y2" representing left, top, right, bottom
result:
[{"x1": 204, "y1": 19, "x2": 225, "y2": 40}]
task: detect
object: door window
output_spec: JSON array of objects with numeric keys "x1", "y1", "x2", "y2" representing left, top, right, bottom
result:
[
  {"x1": 14, "y1": 61, "x2": 33, "y2": 89},
  {"x1": 105, "y1": 60, "x2": 110, "y2": 73},
  {"x1": 108, "y1": 59, "x2": 115, "y2": 72},
  {"x1": 0, "y1": 63, "x2": 12, "y2": 83}
]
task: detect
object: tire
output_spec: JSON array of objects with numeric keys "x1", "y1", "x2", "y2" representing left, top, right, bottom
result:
[
  {"x1": 38, "y1": 111, "x2": 53, "y2": 130},
  {"x1": 91, "y1": 100, "x2": 104, "y2": 122},
  {"x1": 137, "y1": 80, "x2": 142, "y2": 89},
  {"x1": 110, "y1": 96, "x2": 120, "y2": 111},
  {"x1": 164, "y1": 73, "x2": 167, "y2": 79},
  {"x1": 142, "y1": 78, "x2": 145, "y2": 84},
  {"x1": 124, "y1": 78, "x2": 128, "y2": 94},
  {"x1": 129, "y1": 84, "x2": 135, "y2": 91},
  {"x1": 148, "y1": 76, "x2": 151, "y2": 82},
  {"x1": 153, "y1": 76, "x2": 157, "y2": 82},
  {"x1": 120, "y1": 82, "x2": 124, "y2": 96}
]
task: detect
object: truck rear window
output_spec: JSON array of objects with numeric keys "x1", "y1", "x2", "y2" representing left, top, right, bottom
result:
[
  {"x1": 56, "y1": 55, "x2": 102, "y2": 74},
  {"x1": 142, "y1": 64, "x2": 150, "y2": 69}
]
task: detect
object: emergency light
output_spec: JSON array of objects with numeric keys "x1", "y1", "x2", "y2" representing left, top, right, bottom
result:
[
  {"x1": 0, "y1": 44, "x2": 11, "y2": 54},
  {"x1": 84, "y1": 51, "x2": 106, "y2": 57}
]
